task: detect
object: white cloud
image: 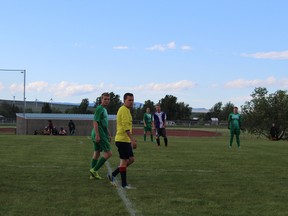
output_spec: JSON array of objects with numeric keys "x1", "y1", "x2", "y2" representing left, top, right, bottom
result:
[
  {"x1": 9, "y1": 83, "x2": 23, "y2": 93},
  {"x1": 0, "y1": 83, "x2": 4, "y2": 91},
  {"x1": 113, "y1": 46, "x2": 129, "y2": 50},
  {"x1": 225, "y1": 76, "x2": 279, "y2": 88},
  {"x1": 146, "y1": 41, "x2": 176, "y2": 52},
  {"x1": 134, "y1": 80, "x2": 197, "y2": 91},
  {"x1": 50, "y1": 81, "x2": 98, "y2": 98},
  {"x1": 242, "y1": 50, "x2": 288, "y2": 60},
  {"x1": 27, "y1": 81, "x2": 49, "y2": 92},
  {"x1": 228, "y1": 95, "x2": 252, "y2": 104},
  {"x1": 181, "y1": 45, "x2": 192, "y2": 51}
]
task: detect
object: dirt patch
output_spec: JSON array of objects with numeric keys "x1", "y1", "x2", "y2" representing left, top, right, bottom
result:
[{"x1": 133, "y1": 128, "x2": 220, "y2": 137}]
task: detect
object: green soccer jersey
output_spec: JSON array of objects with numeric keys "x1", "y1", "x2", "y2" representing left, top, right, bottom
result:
[
  {"x1": 143, "y1": 113, "x2": 152, "y2": 126},
  {"x1": 228, "y1": 113, "x2": 241, "y2": 129},
  {"x1": 91, "y1": 105, "x2": 109, "y2": 140}
]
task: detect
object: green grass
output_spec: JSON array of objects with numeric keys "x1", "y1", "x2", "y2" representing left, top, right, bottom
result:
[{"x1": 0, "y1": 133, "x2": 288, "y2": 216}]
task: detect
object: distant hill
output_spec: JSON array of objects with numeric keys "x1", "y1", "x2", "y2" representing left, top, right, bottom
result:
[{"x1": 192, "y1": 108, "x2": 209, "y2": 113}]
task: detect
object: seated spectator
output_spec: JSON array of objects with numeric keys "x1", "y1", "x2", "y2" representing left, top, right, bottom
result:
[
  {"x1": 59, "y1": 127, "x2": 67, "y2": 135},
  {"x1": 43, "y1": 126, "x2": 50, "y2": 135}
]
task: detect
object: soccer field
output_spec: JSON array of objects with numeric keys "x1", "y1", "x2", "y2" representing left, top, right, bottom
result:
[{"x1": 0, "y1": 133, "x2": 288, "y2": 216}]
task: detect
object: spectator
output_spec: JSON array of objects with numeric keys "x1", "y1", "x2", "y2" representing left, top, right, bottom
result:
[
  {"x1": 68, "y1": 120, "x2": 76, "y2": 135},
  {"x1": 270, "y1": 123, "x2": 279, "y2": 141},
  {"x1": 59, "y1": 127, "x2": 67, "y2": 135}
]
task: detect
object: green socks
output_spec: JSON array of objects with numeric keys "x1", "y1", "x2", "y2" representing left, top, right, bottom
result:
[
  {"x1": 93, "y1": 157, "x2": 106, "y2": 171},
  {"x1": 91, "y1": 159, "x2": 98, "y2": 168}
]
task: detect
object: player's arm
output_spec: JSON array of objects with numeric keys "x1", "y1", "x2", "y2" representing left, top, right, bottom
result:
[
  {"x1": 93, "y1": 121, "x2": 100, "y2": 143},
  {"x1": 143, "y1": 115, "x2": 147, "y2": 127},
  {"x1": 239, "y1": 115, "x2": 244, "y2": 131},
  {"x1": 227, "y1": 114, "x2": 231, "y2": 129},
  {"x1": 163, "y1": 113, "x2": 167, "y2": 128},
  {"x1": 126, "y1": 130, "x2": 137, "y2": 149}
]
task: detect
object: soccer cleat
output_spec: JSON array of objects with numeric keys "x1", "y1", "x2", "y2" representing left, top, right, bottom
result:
[
  {"x1": 107, "y1": 173, "x2": 117, "y2": 186},
  {"x1": 90, "y1": 175, "x2": 95, "y2": 180},
  {"x1": 89, "y1": 168, "x2": 103, "y2": 180},
  {"x1": 122, "y1": 185, "x2": 136, "y2": 190}
]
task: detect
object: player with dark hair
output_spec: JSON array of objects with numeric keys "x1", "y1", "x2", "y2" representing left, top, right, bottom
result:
[
  {"x1": 228, "y1": 106, "x2": 242, "y2": 148},
  {"x1": 108, "y1": 93, "x2": 137, "y2": 189},
  {"x1": 153, "y1": 104, "x2": 168, "y2": 147},
  {"x1": 89, "y1": 92, "x2": 112, "y2": 180},
  {"x1": 143, "y1": 107, "x2": 153, "y2": 142}
]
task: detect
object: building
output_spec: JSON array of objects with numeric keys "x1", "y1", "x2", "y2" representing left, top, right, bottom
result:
[{"x1": 16, "y1": 113, "x2": 116, "y2": 136}]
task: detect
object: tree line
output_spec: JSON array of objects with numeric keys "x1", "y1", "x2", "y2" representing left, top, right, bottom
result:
[{"x1": 1, "y1": 87, "x2": 288, "y2": 139}]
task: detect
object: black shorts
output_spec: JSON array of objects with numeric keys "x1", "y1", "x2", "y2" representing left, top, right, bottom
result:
[
  {"x1": 156, "y1": 128, "x2": 167, "y2": 138},
  {"x1": 115, "y1": 142, "x2": 134, "y2": 160}
]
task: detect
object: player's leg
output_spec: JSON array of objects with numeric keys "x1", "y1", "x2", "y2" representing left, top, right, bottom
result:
[
  {"x1": 144, "y1": 127, "x2": 147, "y2": 141},
  {"x1": 90, "y1": 144, "x2": 102, "y2": 179},
  {"x1": 236, "y1": 129, "x2": 240, "y2": 148},
  {"x1": 149, "y1": 127, "x2": 153, "y2": 142},
  {"x1": 118, "y1": 143, "x2": 133, "y2": 188},
  {"x1": 93, "y1": 139, "x2": 112, "y2": 172},
  {"x1": 91, "y1": 141, "x2": 100, "y2": 169},
  {"x1": 162, "y1": 128, "x2": 168, "y2": 147},
  {"x1": 229, "y1": 129, "x2": 234, "y2": 147},
  {"x1": 156, "y1": 128, "x2": 161, "y2": 146}
]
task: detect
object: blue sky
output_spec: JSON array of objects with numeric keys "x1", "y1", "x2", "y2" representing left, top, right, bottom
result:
[{"x1": 1, "y1": 0, "x2": 288, "y2": 109}]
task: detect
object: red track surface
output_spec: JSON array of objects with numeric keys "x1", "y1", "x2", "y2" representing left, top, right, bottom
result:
[{"x1": 133, "y1": 128, "x2": 220, "y2": 137}]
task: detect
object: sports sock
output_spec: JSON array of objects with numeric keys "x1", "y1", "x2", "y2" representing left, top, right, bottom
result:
[
  {"x1": 119, "y1": 166, "x2": 127, "y2": 187},
  {"x1": 164, "y1": 138, "x2": 168, "y2": 146},
  {"x1": 93, "y1": 157, "x2": 106, "y2": 171},
  {"x1": 156, "y1": 138, "x2": 160, "y2": 146},
  {"x1": 112, "y1": 167, "x2": 120, "y2": 177},
  {"x1": 229, "y1": 134, "x2": 233, "y2": 147},
  {"x1": 91, "y1": 159, "x2": 98, "y2": 169}
]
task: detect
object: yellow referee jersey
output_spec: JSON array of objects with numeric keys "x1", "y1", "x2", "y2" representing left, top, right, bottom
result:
[{"x1": 115, "y1": 105, "x2": 133, "y2": 142}]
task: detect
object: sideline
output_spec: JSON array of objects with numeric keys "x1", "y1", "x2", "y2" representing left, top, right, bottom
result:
[{"x1": 105, "y1": 161, "x2": 140, "y2": 216}]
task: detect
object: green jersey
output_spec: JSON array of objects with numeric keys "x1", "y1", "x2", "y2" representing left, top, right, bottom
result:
[
  {"x1": 143, "y1": 113, "x2": 153, "y2": 126},
  {"x1": 91, "y1": 105, "x2": 109, "y2": 140},
  {"x1": 228, "y1": 113, "x2": 241, "y2": 129}
]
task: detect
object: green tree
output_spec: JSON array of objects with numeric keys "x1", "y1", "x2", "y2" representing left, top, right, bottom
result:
[
  {"x1": 209, "y1": 102, "x2": 222, "y2": 118},
  {"x1": 41, "y1": 103, "x2": 52, "y2": 113},
  {"x1": 242, "y1": 87, "x2": 288, "y2": 138},
  {"x1": 158, "y1": 95, "x2": 192, "y2": 120},
  {"x1": 219, "y1": 102, "x2": 234, "y2": 121},
  {"x1": 79, "y1": 98, "x2": 89, "y2": 113},
  {"x1": 0, "y1": 102, "x2": 20, "y2": 118}
]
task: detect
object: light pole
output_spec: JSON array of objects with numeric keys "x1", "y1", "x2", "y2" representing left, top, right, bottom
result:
[{"x1": 0, "y1": 69, "x2": 27, "y2": 134}]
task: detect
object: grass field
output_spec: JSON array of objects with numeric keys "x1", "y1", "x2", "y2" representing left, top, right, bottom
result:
[{"x1": 0, "y1": 132, "x2": 288, "y2": 216}]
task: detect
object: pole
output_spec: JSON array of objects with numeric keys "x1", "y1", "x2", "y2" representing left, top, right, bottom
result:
[{"x1": 0, "y1": 69, "x2": 27, "y2": 134}]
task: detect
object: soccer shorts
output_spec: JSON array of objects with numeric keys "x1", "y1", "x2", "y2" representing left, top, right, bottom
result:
[
  {"x1": 156, "y1": 128, "x2": 167, "y2": 138},
  {"x1": 115, "y1": 142, "x2": 134, "y2": 159},
  {"x1": 92, "y1": 136, "x2": 111, "y2": 152}
]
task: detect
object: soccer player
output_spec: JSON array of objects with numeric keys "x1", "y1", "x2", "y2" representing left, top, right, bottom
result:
[
  {"x1": 143, "y1": 107, "x2": 153, "y2": 142},
  {"x1": 89, "y1": 92, "x2": 112, "y2": 180},
  {"x1": 108, "y1": 93, "x2": 137, "y2": 189},
  {"x1": 153, "y1": 104, "x2": 168, "y2": 147},
  {"x1": 228, "y1": 106, "x2": 242, "y2": 148}
]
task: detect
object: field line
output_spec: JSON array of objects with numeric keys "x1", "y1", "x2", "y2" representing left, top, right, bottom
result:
[
  {"x1": 3, "y1": 165, "x2": 214, "y2": 173},
  {"x1": 105, "y1": 161, "x2": 140, "y2": 216}
]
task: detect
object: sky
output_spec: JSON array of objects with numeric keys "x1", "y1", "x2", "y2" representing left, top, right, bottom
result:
[{"x1": 1, "y1": 0, "x2": 288, "y2": 109}]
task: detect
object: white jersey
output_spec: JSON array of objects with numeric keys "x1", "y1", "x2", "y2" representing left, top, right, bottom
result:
[{"x1": 153, "y1": 112, "x2": 166, "y2": 128}]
